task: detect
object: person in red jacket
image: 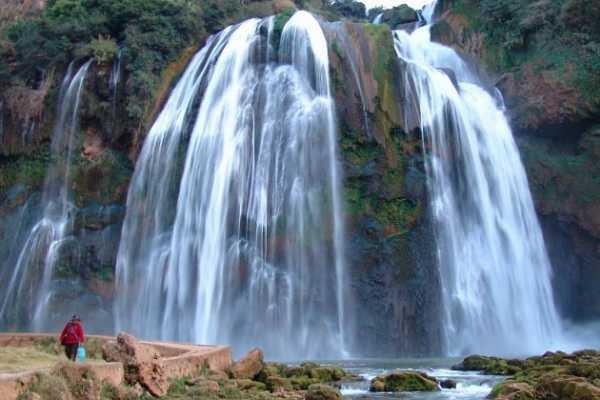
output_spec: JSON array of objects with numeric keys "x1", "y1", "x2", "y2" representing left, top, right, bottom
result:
[{"x1": 59, "y1": 315, "x2": 85, "y2": 361}]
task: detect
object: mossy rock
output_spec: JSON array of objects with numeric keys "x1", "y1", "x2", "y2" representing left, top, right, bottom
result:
[
  {"x1": 235, "y1": 379, "x2": 266, "y2": 391},
  {"x1": 380, "y1": 4, "x2": 418, "y2": 28},
  {"x1": 305, "y1": 384, "x2": 342, "y2": 400},
  {"x1": 490, "y1": 382, "x2": 535, "y2": 400},
  {"x1": 265, "y1": 376, "x2": 293, "y2": 392},
  {"x1": 569, "y1": 363, "x2": 600, "y2": 380},
  {"x1": 370, "y1": 371, "x2": 439, "y2": 392},
  {"x1": 454, "y1": 355, "x2": 522, "y2": 375},
  {"x1": 289, "y1": 376, "x2": 319, "y2": 390},
  {"x1": 256, "y1": 362, "x2": 286, "y2": 382}
]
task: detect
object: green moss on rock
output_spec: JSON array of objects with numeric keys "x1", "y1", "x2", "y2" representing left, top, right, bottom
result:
[
  {"x1": 370, "y1": 371, "x2": 439, "y2": 392},
  {"x1": 306, "y1": 383, "x2": 342, "y2": 400}
]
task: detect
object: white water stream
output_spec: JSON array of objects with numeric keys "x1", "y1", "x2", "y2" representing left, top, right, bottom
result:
[
  {"x1": 115, "y1": 12, "x2": 349, "y2": 360},
  {"x1": 0, "y1": 60, "x2": 92, "y2": 330},
  {"x1": 393, "y1": 2, "x2": 563, "y2": 355}
]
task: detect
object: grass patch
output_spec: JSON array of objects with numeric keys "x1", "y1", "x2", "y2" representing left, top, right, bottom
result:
[
  {"x1": 0, "y1": 346, "x2": 61, "y2": 373},
  {"x1": 34, "y1": 337, "x2": 105, "y2": 360}
]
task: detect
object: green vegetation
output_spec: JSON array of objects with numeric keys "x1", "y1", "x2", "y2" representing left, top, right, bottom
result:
[
  {"x1": 341, "y1": 123, "x2": 422, "y2": 239},
  {"x1": 327, "y1": 0, "x2": 366, "y2": 20},
  {"x1": 455, "y1": 350, "x2": 600, "y2": 400},
  {"x1": 521, "y1": 128, "x2": 600, "y2": 208},
  {"x1": 453, "y1": 0, "x2": 600, "y2": 107},
  {"x1": 0, "y1": 150, "x2": 50, "y2": 198},
  {"x1": 0, "y1": 0, "x2": 204, "y2": 132},
  {"x1": 376, "y1": 4, "x2": 418, "y2": 28},
  {"x1": 80, "y1": 35, "x2": 119, "y2": 66}
]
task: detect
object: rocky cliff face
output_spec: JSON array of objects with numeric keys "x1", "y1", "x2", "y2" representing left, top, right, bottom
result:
[
  {"x1": 0, "y1": 2, "x2": 443, "y2": 354},
  {"x1": 1, "y1": 0, "x2": 597, "y2": 352},
  {"x1": 327, "y1": 21, "x2": 442, "y2": 356},
  {"x1": 432, "y1": 0, "x2": 600, "y2": 323},
  {"x1": 0, "y1": 0, "x2": 301, "y2": 333}
]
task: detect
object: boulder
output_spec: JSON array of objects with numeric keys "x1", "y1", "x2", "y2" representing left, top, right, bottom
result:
[
  {"x1": 538, "y1": 376, "x2": 600, "y2": 400},
  {"x1": 453, "y1": 355, "x2": 521, "y2": 375},
  {"x1": 493, "y1": 382, "x2": 535, "y2": 400},
  {"x1": 284, "y1": 363, "x2": 349, "y2": 382},
  {"x1": 305, "y1": 384, "x2": 342, "y2": 400},
  {"x1": 381, "y1": 4, "x2": 418, "y2": 28},
  {"x1": 370, "y1": 371, "x2": 439, "y2": 392},
  {"x1": 371, "y1": 379, "x2": 385, "y2": 392},
  {"x1": 230, "y1": 348, "x2": 264, "y2": 379},
  {"x1": 440, "y1": 379, "x2": 457, "y2": 389},
  {"x1": 101, "y1": 332, "x2": 168, "y2": 397}
]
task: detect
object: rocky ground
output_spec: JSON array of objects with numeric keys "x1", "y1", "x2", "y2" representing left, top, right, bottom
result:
[
  {"x1": 453, "y1": 350, "x2": 600, "y2": 400},
  {"x1": 16, "y1": 335, "x2": 359, "y2": 400}
]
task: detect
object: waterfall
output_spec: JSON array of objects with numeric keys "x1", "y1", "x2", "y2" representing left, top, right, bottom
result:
[
  {"x1": 110, "y1": 49, "x2": 122, "y2": 131},
  {"x1": 0, "y1": 60, "x2": 92, "y2": 331},
  {"x1": 115, "y1": 11, "x2": 349, "y2": 359},
  {"x1": 393, "y1": 7, "x2": 563, "y2": 355},
  {"x1": 372, "y1": 13, "x2": 383, "y2": 24}
]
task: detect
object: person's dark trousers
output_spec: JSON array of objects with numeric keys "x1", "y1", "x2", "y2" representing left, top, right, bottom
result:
[{"x1": 63, "y1": 343, "x2": 79, "y2": 361}]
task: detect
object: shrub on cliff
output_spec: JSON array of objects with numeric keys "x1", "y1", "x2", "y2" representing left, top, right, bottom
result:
[
  {"x1": 328, "y1": 0, "x2": 366, "y2": 20},
  {"x1": 1, "y1": 0, "x2": 204, "y2": 126}
]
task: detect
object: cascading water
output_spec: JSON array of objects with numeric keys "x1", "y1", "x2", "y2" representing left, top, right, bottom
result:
[
  {"x1": 0, "y1": 60, "x2": 92, "y2": 331},
  {"x1": 110, "y1": 49, "x2": 122, "y2": 129},
  {"x1": 393, "y1": 2, "x2": 563, "y2": 355},
  {"x1": 115, "y1": 11, "x2": 350, "y2": 359}
]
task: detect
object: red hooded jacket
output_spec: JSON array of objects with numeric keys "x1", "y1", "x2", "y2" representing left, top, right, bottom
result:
[{"x1": 59, "y1": 321, "x2": 85, "y2": 345}]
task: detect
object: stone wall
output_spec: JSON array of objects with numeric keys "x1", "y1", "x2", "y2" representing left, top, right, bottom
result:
[{"x1": 0, "y1": 333, "x2": 233, "y2": 400}]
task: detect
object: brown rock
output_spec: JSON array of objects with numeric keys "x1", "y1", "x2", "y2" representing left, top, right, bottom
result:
[
  {"x1": 101, "y1": 332, "x2": 169, "y2": 397},
  {"x1": 495, "y1": 382, "x2": 535, "y2": 400},
  {"x1": 230, "y1": 348, "x2": 264, "y2": 379},
  {"x1": 539, "y1": 376, "x2": 600, "y2": 400}
]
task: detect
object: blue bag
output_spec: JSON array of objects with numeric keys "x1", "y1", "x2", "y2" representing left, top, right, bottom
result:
[{"x1": 76, "y1": 346, "x2": 86, "y2": 362}]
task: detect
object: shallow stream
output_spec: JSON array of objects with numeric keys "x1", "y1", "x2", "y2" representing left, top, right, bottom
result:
[{"x1": 328, "y1": 358, "x2": 505, "y2": 399}]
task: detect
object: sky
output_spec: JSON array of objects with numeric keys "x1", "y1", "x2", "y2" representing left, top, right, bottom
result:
[{"x1": 358, "y1": 0, "x2": 433, "y2": 10}]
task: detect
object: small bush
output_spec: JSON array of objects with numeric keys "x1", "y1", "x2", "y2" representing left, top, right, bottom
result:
[
  {"x1": 85, "y1": 36, "x2": 119, "y2": 65},
  {"x1": 16, "y1": 372, "x2": 70, "y2": 400}
]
